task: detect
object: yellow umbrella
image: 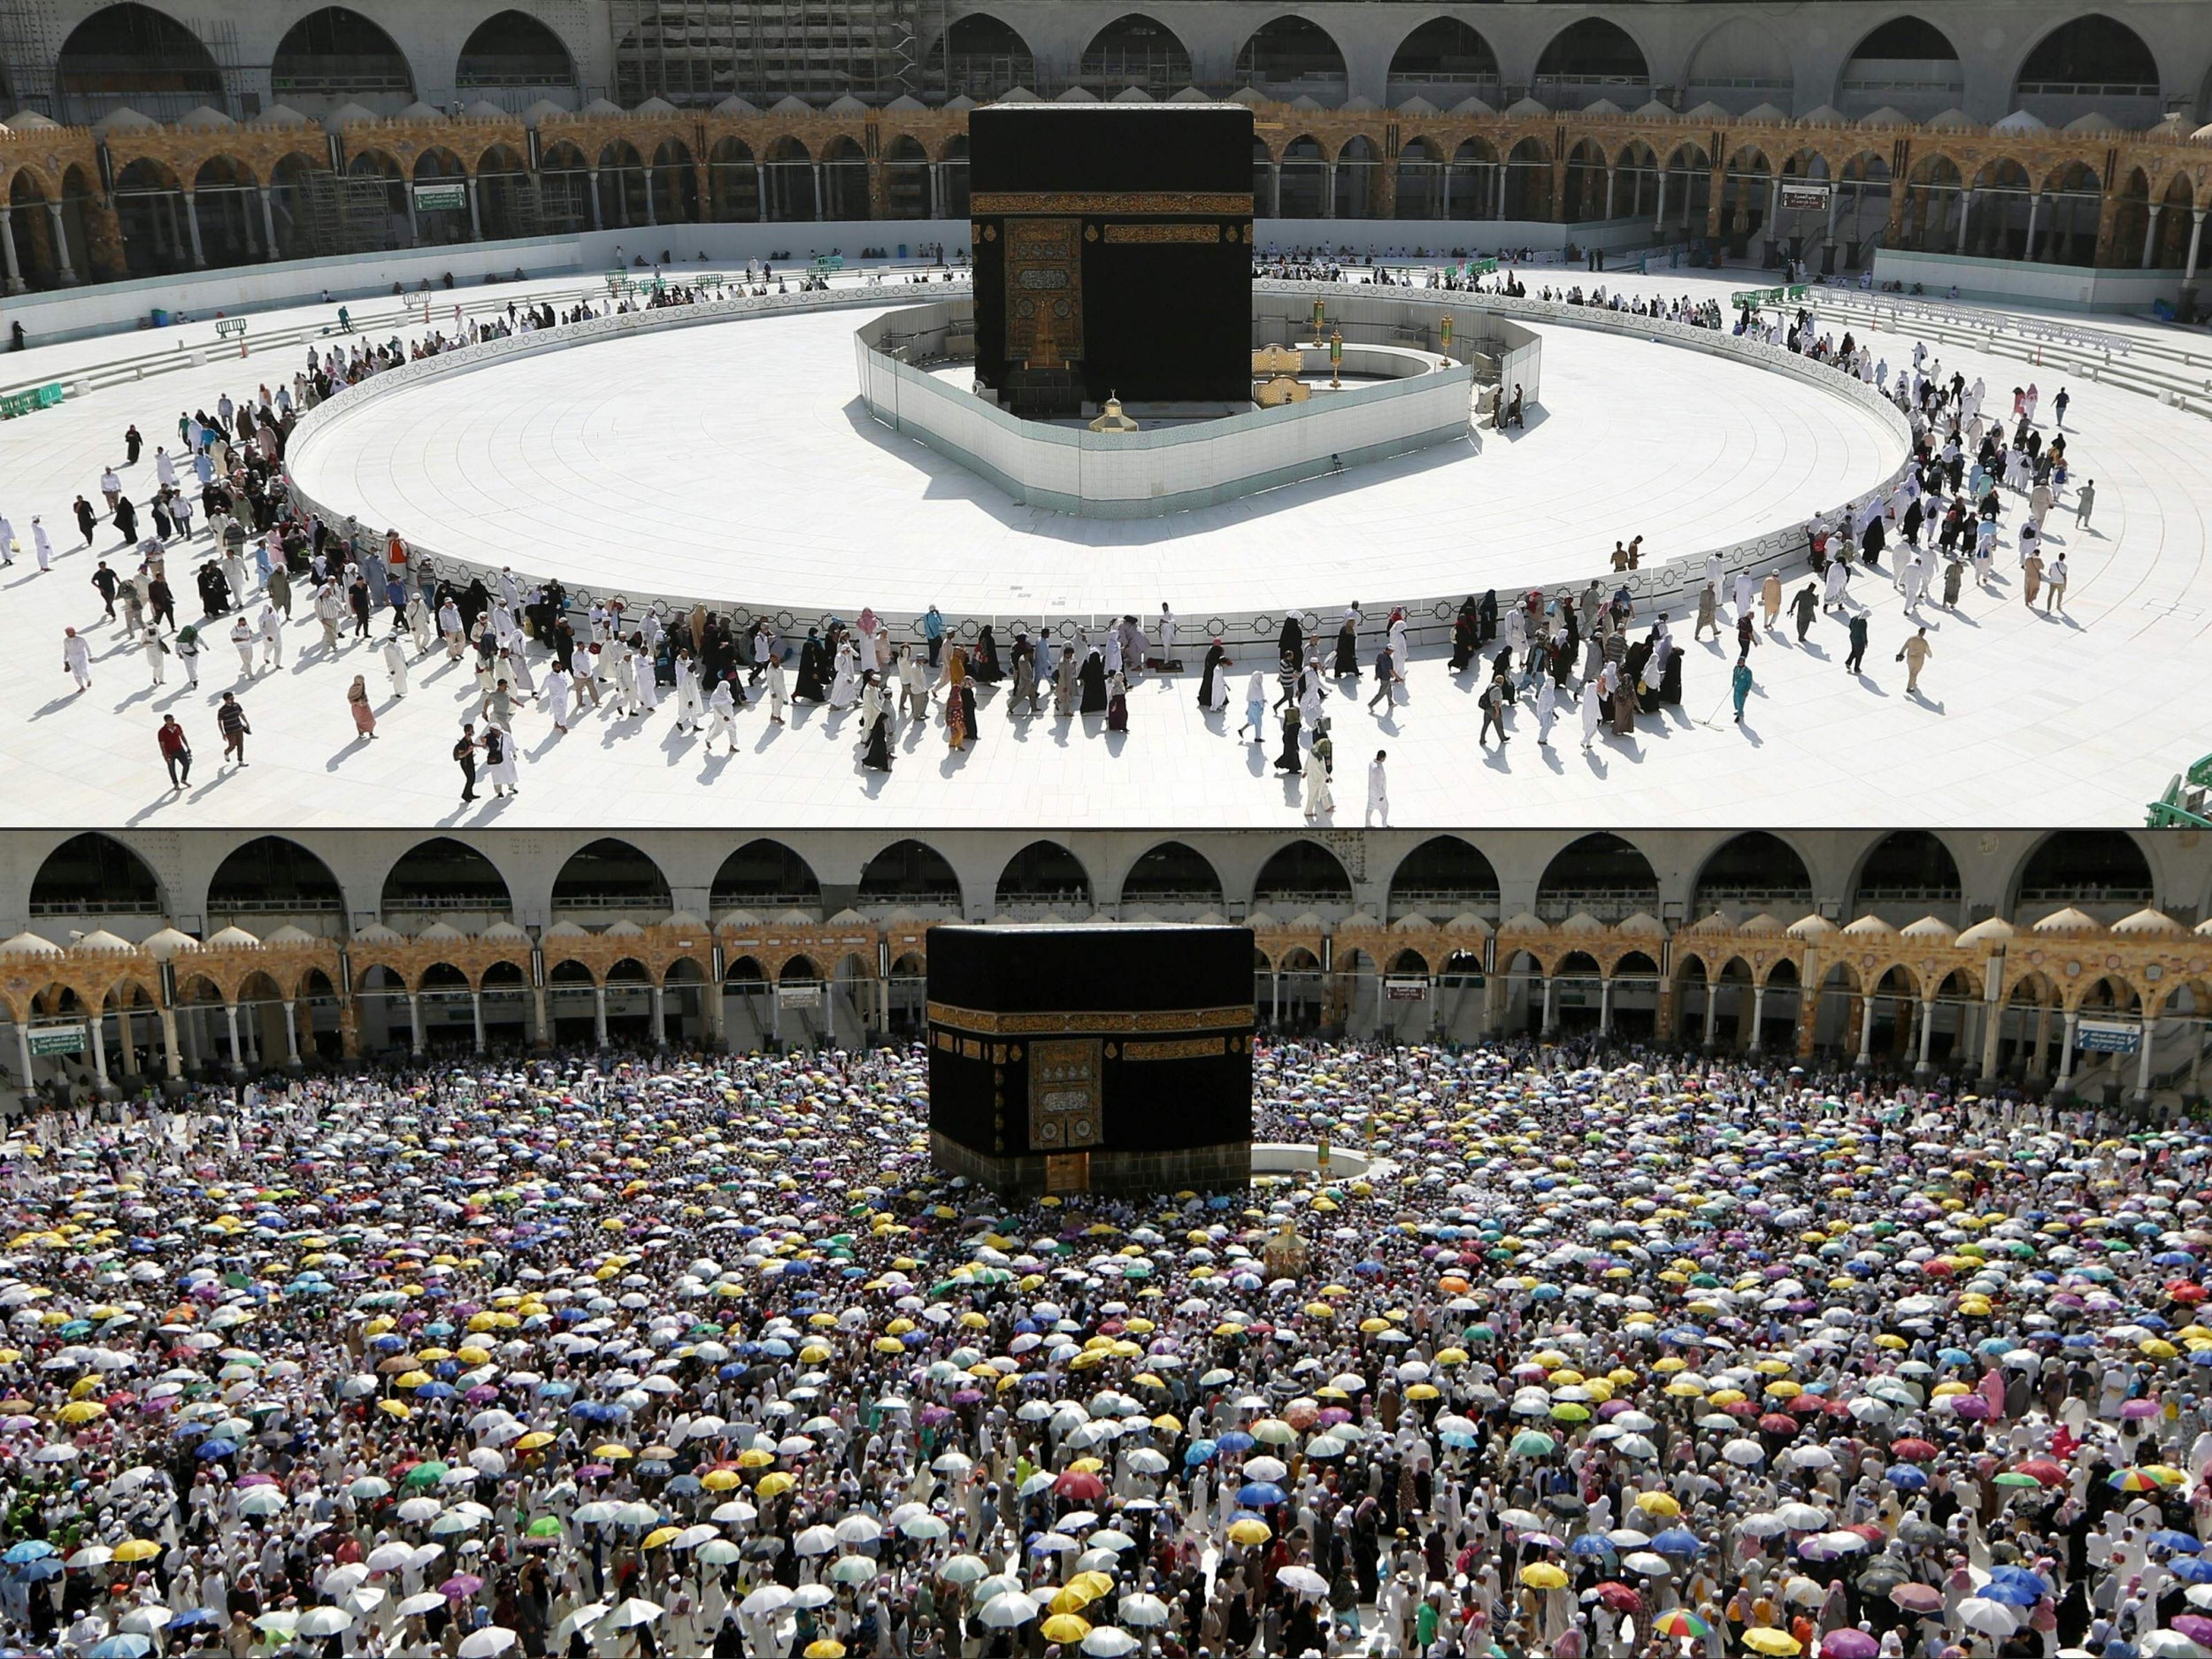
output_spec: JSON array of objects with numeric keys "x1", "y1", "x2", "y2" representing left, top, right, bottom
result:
[
  {"x1": 1051, "y1": 1588, "x2": 1095, "y2": 1615},
  {"x1": 1069, "y1": 1571, "x2": 1116, "y2": 1600},
  {"x1": 1041, "y1": 1615, "x2": 1093, "y2": 1643},
  {"x1": 516, "y1": 1432, "x2": 555, "y2": 1453},
  {"x1": 736, "y1": 1448, "x2": 778, "y2": 1468},
  {"x1": 113, "y1": 1540, "x2": 160, "y2": 1563},
  {"x1": 1635, "y1": 1493, "x2": 1681, "y2": 1517},
  {"x1": 756, "y1": 1472, "x2": 796, "y2": 1497},
  {"x1": 1226, "y1": 1519, "x2": 1271, "y2": 1546},
  {"x1": 55, "y1": 1401, "x2": 104, "y2": 1424},
  {"x1": 378, "y1": 1399, "x2": 411, "y2": 1419},
  {"x1": 1744, "y1": 1632, "x2": 1801, "y2": 1655},
  {"x1": 1521, "y1": 1563, "x2": 1570, "y2": 1589},
  {"x1": 702, "y1": 1469, "x2": 741, "y2": 1491},
  {"x1": 642, "y1": 1527, "x2": 682, "y2": 1549},
  {"x1": 805, "y1": 1642, "x2": 847, "y2": 1658}
]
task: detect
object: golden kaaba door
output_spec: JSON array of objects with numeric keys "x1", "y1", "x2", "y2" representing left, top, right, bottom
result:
[
  {"x1": 1029, "y1": 1037, "x2": 1103, "y2": 1152},
  {"x1": 1004, "y1": 217, "x2": 1084, "y2": 366}
]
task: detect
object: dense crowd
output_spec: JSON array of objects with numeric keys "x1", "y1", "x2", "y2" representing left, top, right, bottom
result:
[{"x1": 0, "y1": 1037, "x2": 2200, "y2": 1659}]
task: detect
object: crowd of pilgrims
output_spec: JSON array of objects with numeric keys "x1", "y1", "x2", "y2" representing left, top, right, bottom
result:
[
  {"x1": 0, "y1": 1034, "x2": 2205, "y2": 1659},
  {"x1": 56, "y1": 277, "x2": 2080, "y2": 798}
]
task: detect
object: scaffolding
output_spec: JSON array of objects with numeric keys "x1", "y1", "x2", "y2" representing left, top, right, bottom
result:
[
  {"x1": 0, "y1": 0, "x2": 53, "y2": 117},
  {"x1": 608, "y1": 0, "x2": 948, "y2": 108}
]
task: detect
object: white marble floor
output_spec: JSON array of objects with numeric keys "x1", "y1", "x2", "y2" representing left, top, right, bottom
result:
[
  {"x1": 0, "y1": 268, "x2": 2207, "y2": 830},
  {"x1": 283, "y1": 300, "x2": 1904, "y2": 618}
]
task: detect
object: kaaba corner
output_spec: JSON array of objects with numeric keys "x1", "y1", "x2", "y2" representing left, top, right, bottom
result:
[{"x1": 967, "y1": 103, "x2": 1255, "y2": 417}]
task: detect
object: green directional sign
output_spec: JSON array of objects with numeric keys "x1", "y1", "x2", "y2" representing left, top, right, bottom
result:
[
  {"x1": 813, "y1": 254, "x2": 845, "y2": 273},
  {"x1": 28, "y1": 1026, "x2": 85, "y2": 1056}
]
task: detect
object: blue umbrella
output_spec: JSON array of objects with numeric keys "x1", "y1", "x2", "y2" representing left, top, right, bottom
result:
[
  {"x1": 1886, "y1": 1466, "x2": 1928, "y2": 1491},
  {"x1": 1215, "y1": 1432, "x2": 1255, "y2": 1455},
  {"x1": 2170, "y1": 1558, "x2": 2212, "y2": 1584},
  {"x1": 1, "y1": 1544, "x2": 52, "y2": 1564},
  {"x1": 2150, "y1": 1532, "x2": 2202, "y2": 1555},
  {"x1": 1649, "y1": 1528, "x2": 1702, "y2": 1555},
  {"x1": 1570, "y1": 1535, "x2": 1617, "y2": 1557},
  {"x1": 13, "y1": 1559, "x2": 61, "y2": 1581},
  {"x1": 1238, "y1": 1482, "x2": 1288, "y2": 1508},
  {"x1": 196, "y1": 1438, "x2": 239, "y2": 1459},
  {"x1": 1184, "y1": 1440, "x2": 1218, "y2": 1467},
  {"x1": 1978, "y1": 1580, "x2": 2040, "y2": 1608},
  {"x1": 89, "y1": 1637, "x2": 153, "y2": 1659}
]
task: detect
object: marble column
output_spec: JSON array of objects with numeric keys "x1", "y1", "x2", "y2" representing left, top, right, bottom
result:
[
  {"x1": 2142, "y1": 202, "x2": 2163, "y2": 269},
  {"x1": 0, "y1": 207, "x2": 19, "y2": 294},
  {"x1": 182, "y1": 191, "x2": 208, "y2": 266},
  {"x1": 48, "y1": 201, "x2": 76, "y2": 283},
  {"x1": 259, "y1": 186, "x2": 279, "y2": 259}
]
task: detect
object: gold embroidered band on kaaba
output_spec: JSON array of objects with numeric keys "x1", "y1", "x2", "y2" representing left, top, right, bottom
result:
[
  {"x1": 972, "y1": 191, "x2": 1254, "y2": 216},
  {"x1": 926, "y1": 1002, "x2": 1256, "y2": 1036}
]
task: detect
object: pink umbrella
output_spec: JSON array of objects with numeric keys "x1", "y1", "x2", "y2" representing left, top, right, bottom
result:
[
  {"x1": 1824, "y1": 1632, "x2": 1880, "y2": 1659},
  {"x1": 440, "y1": 1575, "x2": 484, "y2": 1600}
]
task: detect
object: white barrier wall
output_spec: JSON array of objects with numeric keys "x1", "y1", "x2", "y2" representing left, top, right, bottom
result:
[
  {"x1": 278, "y1": 274, "x2": 1907, "y2": 650},
  {"x1": 855, "y1": 298, "x2": 1480, "y2": 518},
  {"x1": 1871, "y1": 249, "x2": 2187, "y2": 313}
]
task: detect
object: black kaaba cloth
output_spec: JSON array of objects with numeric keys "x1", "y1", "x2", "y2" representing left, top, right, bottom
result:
[
  {"x1": 926, "y1": 924, "x2": 1255, "y2": 1161},
  {"x1": 969, "y1": 104, "x2": 1255, "y2": 409}
]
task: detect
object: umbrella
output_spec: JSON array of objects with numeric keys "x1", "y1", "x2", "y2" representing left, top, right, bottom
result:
[
  {"x1": 603, "y1": 1599, "x2": 664, "y2": 1631},
  {"x1": 979, "y1": 1593, "x2": 1041, "y2": 1628},
  {"x1": 1744, "y1": 1632, "x2": 1802, "y2": 1655}
]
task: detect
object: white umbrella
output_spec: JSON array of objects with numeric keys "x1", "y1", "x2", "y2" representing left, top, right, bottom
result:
[
  {"x1": 979, "y1": 1593, "x2": 1041, "y2": 1628},
  {"x1": 2139, "y1": 1634, "x2": 2207, "y2": 1659},
  {"x1": 1119, "y1": 1593, "x2": 1171, "y2": 1627},
  {"x1": 793, "y1": 1525, "x2": 838, "y2": 1555},
  {"x1": 1721, "y1": 1440, "x2": 1767, "y2": 1466},
  {"x1": 323, "y1": 1564, "x2": 371, "y2": 1599},
  {"x1": 902, "y1": 1515, "x2": 950, "y2": 1540},
  {"x1": 1771, "y1": 1502, "x2": 1829, "y2": 1530},
  {"x1": 343, "y1": 1588, "x2": 388, "y2": 1617},
  {"x1": 1955, "y1": 1599, "x2": 2022, "y2": 1637},
  {"x1": 601, "y1": 1599, "x2": 664, "y2": 1631},
  {"x1": 398, "y1": 1593, "x2": 449, "y2": 1617},
  {"x1": 458, "y1": 1630, "x2": 518, "y2": 1658},
  {"x1": 1278, "y1": 1565, "x2": 1330, "y2": 1597},
  {"x1": 697, "y1": 1540, "x2": 743, "y2": 1565},
  {"x1": 552, "y1": 1604, "x2": 608, "y2": 1646},
  {"x1": 833, "y1": 1515, "x2": 883, "y2": 1544},
  {"x1": 298, "y1": 1609, "x2": 355, "y2": 1639},
  {"x1": 119, "y1": 1608, "x2": 173, "y2": 1634},
  {"x1": 740, "y1": 1586, "x2": 795, "y2": 1617},
  {"x1": 1083, "y1": 1632, "x2": 1142, "y2": 1657},
  {"x1": 791, "y1": 1585, "x2": 836, "y2": 1610}
]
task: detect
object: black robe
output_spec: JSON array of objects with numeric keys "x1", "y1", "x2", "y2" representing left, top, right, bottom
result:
[
  {"x1": 1197, "y1": 644, "x2": 1225, "y2": 710},
  {"x1": 1277, "y1": 615, "x2": 1302, "y2": 672},
  {"x1": 970, "y1": 626, "x2": 1005, "y2": 683},
  {"x1": 794, "y1": 636, "x2": 829, "y2": 702},
  {"x1": 1334, "y1": 620, "x2": 1360, "y2": 678},
  {"x1": 862, "y1": 711, "x2": 891, "y2": 771},
  {"x1": 958, "y1": 682, "x2": 979, "y2": 740},
  {"x1": 1274, "y1": 713, "x2": 1302, "y2": 772},
  {"x1": 1078, "y1": 652, "x2": 1108, "y2": 714}
]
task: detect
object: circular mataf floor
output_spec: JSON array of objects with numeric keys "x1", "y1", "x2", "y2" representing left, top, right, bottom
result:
[{"x1": 285, "y1": 299, "x2": 1906, "y2": 622}]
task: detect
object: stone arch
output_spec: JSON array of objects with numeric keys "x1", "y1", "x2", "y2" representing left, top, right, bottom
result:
[
  {"x1": 30, "y1": 833, "x2": 165, "y2": 918},
  {"x1": 1118, "y1": 841, "x2": 1223, "y2": 911},
  {"x1": 457, "y1": 10, "x2": 576, "y2": 95},
  {"x1": 930, "y1": 13, "x2": 1036, "y2": 105},
  {"x1": 763, "y1": 135, "x2": 815, "y2": 222},
  {"x1": 54, "y1": 3, "x2": 222, "y2": 124},
  {"x1": 1561, "y1": 137, "x2": 1609, "y2": 223},
  {"x1": 712, "y1": 840, "x2": 821, "y2": 914},
  {"x1": 1901, "y1": 151, "x2": 1966, "y2": 252},
  {"x1": 1962, "y1": 154, "x2": 2039, "y2": 258},
  {"x1": 2010, "y1": 14, "x2": 2162, "y2": 129},
  {"x1": 380, "y1": 838, "x2": 511, "y2": 922},
  {"x1": 270, "y1": 6, "x2": 417, "y2": 112},
  {"x1": 995, "y1": 841, "x2": 1092, "y2": 913},
  {"x1": 205, "y1": 836, "x2": 342, "y2": 926},
  {"x1": 188, "y1": 153, "x2": 261, "y2": 266},
  {"x1": 1836, "y1": 16, "x2": 1962, "y2": 120},
  {"x1": 1396, "y1": 137, "x2": 1444, "y2": 219},
  {"x1": 1683, "y1": 16, "x2": 1796, "y2": 115},
  {"x1": 1335, "y1": 135, "x2": 1379, "y2": 218},
  {"x1": 1502, "y1": 135, "x2": 1552, "y2": 220},
  {"x1": 474, "y1": 142, "x2": 534, "y2": 240},
  {"x1": 1691, "y1": 832, "x2": 1813, "y2": 919},
  {"x1": 1253, "y1": 841, "x2": 1354, "y2": 911},
  {"x1": 857, "y1": 840, "x2": 963, "y2": 911},
  {"x1": 1079, "y1": 15, "x2": 1193, "y2": 99},
  {"x1": 1278, "y1": 134, "x2": 1329, "y2": 217},
  {"x1": 111, "y1": 155, "x2": 188, "y2": 276},
  {"x1": 820, "y1": 134, "x2": 868, "y2": 221},
  {"x1": 1387, "y1": 18, "x2": 1501, "y2": 106},
  {"x1": 551, "y1": 839, "x2": 672, "y2": 915},
  {"x1": 2012, "y1": 831, "x2": 2155, "y2": 915},
  {"x1": 937, "y1": 132, "x2": 970, "y2": 215},
  {"x1": 1536, "y1": 835, "x2": 1655, "y2": 923},
  {"x1": 883, "y1": 134, "x2": 930, "y2": 219},
  {"x1": 594, "y1": 139, "x2": 649, "y2": 229},
  {"x1": 1235, "y1": 16, "x2": 1348, "y2": 105},
  {"x1": 651, "y1": 135, "x2": 700, "y2": 224},
  {"x1": 1534, "y1": 18, "x2": 1651, "y2": 106},
  {"x1": 1848, "y1": 830, "x2": 1963, "y2": 923},
  {"x1": 1448, "y1": 138, "x2": 1498, "y2": 220},
  {"x1": 704, "y1": 137, "x2": 758, "y2": 222}
]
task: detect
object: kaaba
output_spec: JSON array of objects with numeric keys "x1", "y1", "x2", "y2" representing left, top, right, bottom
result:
[
  {"x1": 926, "y1": 924, "x2": 1256, "y2": 1196},
  {"x1": 969, "y1": 104, "x2": 1255, "y2": 416}
]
